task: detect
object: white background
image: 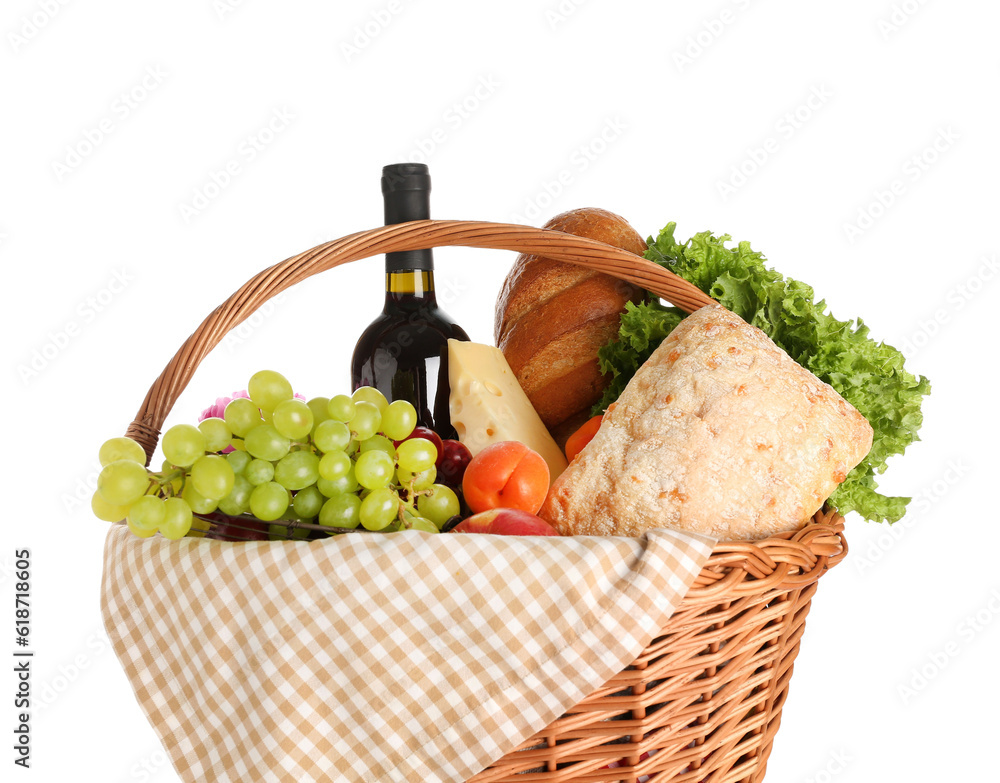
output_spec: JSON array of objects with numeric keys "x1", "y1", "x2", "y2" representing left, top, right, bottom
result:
[{"x1": 2, "y1": 0, "x2": 997, "y2": 781}]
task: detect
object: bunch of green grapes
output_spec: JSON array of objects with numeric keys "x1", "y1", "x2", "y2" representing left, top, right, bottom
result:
[{"x1": 92, "y1": 370, "x2": 461, "y2": 540}]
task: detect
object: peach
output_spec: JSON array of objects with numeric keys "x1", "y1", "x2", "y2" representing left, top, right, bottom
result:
[
  {"x1": 451, "y1": 508, "x2": 559, "y2": 536},
  {"x1": 463, "y1": 441, "x2": 550, "y2": 514}
]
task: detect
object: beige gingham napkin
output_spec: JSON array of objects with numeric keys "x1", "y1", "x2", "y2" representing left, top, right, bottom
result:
[{"x1": 101, "y1": 524, "x2": 714, "y2": 783}]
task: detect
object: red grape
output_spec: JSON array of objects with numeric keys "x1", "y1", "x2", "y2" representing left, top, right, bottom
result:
[
  {"x1": 438, "y1": 439, "x2": 473, "y2": 488},
  {"x1": 203, "y1": 512, "x2": 270, "y2": 541},
  {"x1": 394, "y1": 427, "x2": 444, "y2": 464}
]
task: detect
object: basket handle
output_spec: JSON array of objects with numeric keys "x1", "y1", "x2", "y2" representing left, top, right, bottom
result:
[{"x1": 125, "y1": 219, "x2": 716, "y2": 461}]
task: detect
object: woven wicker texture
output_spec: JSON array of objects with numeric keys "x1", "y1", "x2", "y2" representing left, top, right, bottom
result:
[
  {"x1": 470, "y1": 507, "x2": 845, "y2": 782},
  {"x1": 113, "y1": 220, "x2": 847, "y2": 781}
]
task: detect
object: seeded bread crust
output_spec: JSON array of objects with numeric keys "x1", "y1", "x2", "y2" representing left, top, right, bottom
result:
[{"x1": 539, "y1": 305, "x2": 874, "y2": 541}]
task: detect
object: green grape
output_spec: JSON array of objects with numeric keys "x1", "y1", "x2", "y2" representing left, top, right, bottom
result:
[
  {"x1": 98, "y1": 460, "x2": 150, "y2": 506},
  {"x1": 273, "y1": 399, "x2": 314, "y2": 441},
  {"x1": 317, "y1": 470, "x2": 358, "y2": 496},
  {"x1": 153, "y1": 460, "x2": 184, "y2": 495},
  {"x1": 359, "y1": 435, "x2": 396, "y2": 459},
  {"x1": 226, "y1": 450, "x2": 252, "y2": 475},
  {"x1": 355, "y1": 450, "x2": 395, "y2": 490},
  {"x1": 224, "y1": 398, "x2": 261, "y2": 438},
  {"x1": 396, "y1": 465, "x2": 437, "y2": 491},
  {"x1": 313, "y1": 420, "x2": 351, "y2": 453},
  {"x1": 248, "y1": 370, "x2": 294, "y2": 412},
  {"x1": 182, "y1": 482, "x2": 219, "y2": 514},
  {"x1": 350, "y1": 401, "x2": 381, "y2": 440},
  {"x1": 396, "y1": 438, "x2": 438, "y2": 473},
  {"x1": 292, "y1": 485, "x2": 325, "y2": 519},
  {"x1": 218, "y1": 475, "x2": 253, "y2": 516},
  {"x1": 273, "y1": 451, "x2": 320, "y2": 491},
  {"x1": 408, "y1": 516, "x2": 438, "y2": 534},
  {"x1": 249, "y1": 481, "x2": 289, "y2": 521},
  {"x1": 128, "y1": 495, "x2": 165, "y2": 533},
  {"x1": 307, "y1": 397, "x2": 332, "y2": 433},
  {"x1": 319, "y1": 493, "x2": 362, "y2": 529},
  {"x1": 319, "y1": 451, "x2": 352, "y2": 481},
  {"x1": 127, "y1": 517, "x2": 158, "y2": 538},
  {"x1": 156, "y1": 462, "x2": 183, "y2": 494},
  {"x1": 244, "y1": 424, "x2": 290, "y2": 461},
  {"x1": 417, "y1": 484, "x2": 461, "y2": 528},
  {"x1": 198, "y1": 418, "x2": 232, "y2": 453},
  {"x1": 99, "y1": 436, "x2": 146, "y2": 467},
  {"x1": 161, "y1": 424, "x2": 207, "y2": 468},
  {"x1": 381, "y1": 400, "x2": 417, "y2": 441},
  {"x1": 327, "y1": 394, "x2": 356, "y2": 423},
  {"x1": 352, "y1": 386, "x2": 388, "y2": 414},
  {"x1": 190, "y1": 454, "x2": 236, "y2": 501},
  {"x1": 359, "y1": 487, "x2": 400, "y2": 531},
  {"x1": 91, "y1": 491, "x2": 129, "y2": 522},
  {"x1": 244, "y1": 458, "x2": 274, "y2": 486},
  {"x1": 159, "y1": 498, "x2": 193, "y2": 540}
]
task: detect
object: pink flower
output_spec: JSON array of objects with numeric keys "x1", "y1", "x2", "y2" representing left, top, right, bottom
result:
[
  {"x1": 200, "y1": 390, "x2": 250, "y2": 422},
  {"x1": 199, "y1": 390, "x2": 309, "y2": 451}
]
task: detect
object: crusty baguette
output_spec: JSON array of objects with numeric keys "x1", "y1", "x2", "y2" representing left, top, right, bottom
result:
[
  {"x1": 539, "y1": 304, "x2": 874, "y2": 541},
  {"x1": 494, "y1": 208, "x2": 647, "y2": 444}
]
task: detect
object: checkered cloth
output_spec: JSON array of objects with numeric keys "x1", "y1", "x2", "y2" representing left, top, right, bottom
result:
[{"x1": 101, "y1": 524, "x2": 714, "y2": 783}]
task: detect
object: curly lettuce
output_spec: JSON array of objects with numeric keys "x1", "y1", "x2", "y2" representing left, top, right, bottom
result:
[{"x1": 595, "y1": 222, "x2": 930, "y2": 523}]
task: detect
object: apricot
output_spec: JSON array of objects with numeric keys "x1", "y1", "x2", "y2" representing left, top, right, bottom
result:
[
  {"x1": 462, "y1": 441, "x2": 550, "y2": 514},
  {"x1": 564, "y1": 414, "x2": 604, "y2": 463}
]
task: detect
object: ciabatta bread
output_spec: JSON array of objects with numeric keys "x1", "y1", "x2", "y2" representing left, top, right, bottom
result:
[
  {"x1": 494, "y1": 208, "x2": 647, "y2": 446},
  {"x1": 539, "y1": 305, "x2": 873, "y2": 541}
]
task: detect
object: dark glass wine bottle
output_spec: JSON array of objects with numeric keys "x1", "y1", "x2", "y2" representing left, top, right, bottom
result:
[{"x1": 350, "y1": 163, "x2": 469, "y2": 440}]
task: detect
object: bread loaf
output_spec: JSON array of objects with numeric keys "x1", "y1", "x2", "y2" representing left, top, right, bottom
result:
[
  {"x1": 494, "y1": 208, "x2": 647, "y2": 446},
  {"x1": 539, "y1": 304, "x2": 874, "y2": 541}
]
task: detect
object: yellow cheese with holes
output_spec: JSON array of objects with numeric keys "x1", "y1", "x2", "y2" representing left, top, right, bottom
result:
[{"x1": 448, "y1": 339, "x2": 568, "y2": 483}]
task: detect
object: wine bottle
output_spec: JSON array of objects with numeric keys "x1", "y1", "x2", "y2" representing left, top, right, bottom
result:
[{"x1": 350, "y1": 163, "x2": 469, "y2": 439}]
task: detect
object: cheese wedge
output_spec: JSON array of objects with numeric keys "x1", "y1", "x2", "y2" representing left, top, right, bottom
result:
[{"x1": 448, "y1": 339, "x2": 568, "y2": 483}]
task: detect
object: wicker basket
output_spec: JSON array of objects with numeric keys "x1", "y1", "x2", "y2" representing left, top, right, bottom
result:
[
  {"x1": 468, "y1": 506, "x2": 845, "y2": 782},
  {"x1": 119, "y1": 220, "x2": 847, "y2": 783}
]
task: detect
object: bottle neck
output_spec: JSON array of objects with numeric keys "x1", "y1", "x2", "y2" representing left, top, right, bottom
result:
[
  {"x1": 382, "y1": 165, "x2": 434, "y2": 273},
  {"x1": 385, "y1": 246, "x2": 434, "y2": 273},
  {"x1": 384, "y1": 270, "x2": 437, "y2": 311}
]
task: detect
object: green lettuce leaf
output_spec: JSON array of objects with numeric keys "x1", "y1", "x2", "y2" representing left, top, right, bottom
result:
[{"x1": 595, "y1": 222, "x2": 930, "y2": 524}]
